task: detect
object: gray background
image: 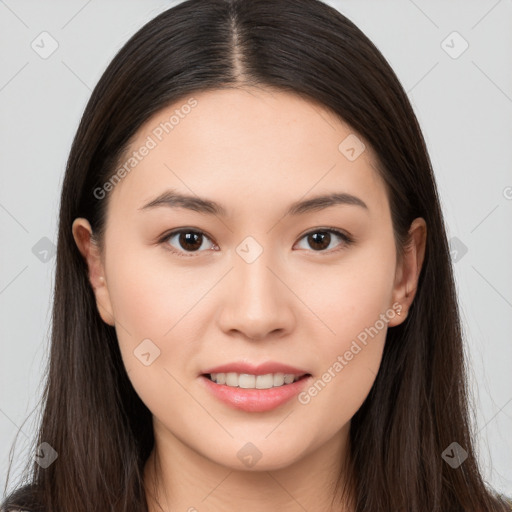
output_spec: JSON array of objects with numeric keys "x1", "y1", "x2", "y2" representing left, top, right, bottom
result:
[{"x1": 1, "y1": 0, "x2": 511, "y2": 499}]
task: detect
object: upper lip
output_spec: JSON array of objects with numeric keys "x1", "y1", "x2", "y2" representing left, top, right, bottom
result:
[{"x1": 202, "y1": 361, "x2": 310, "y2": 376}]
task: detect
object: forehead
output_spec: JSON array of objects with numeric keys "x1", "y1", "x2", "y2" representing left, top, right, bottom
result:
[{"x1": 106, "y1": 87, "x2": 388, "y2": 220}]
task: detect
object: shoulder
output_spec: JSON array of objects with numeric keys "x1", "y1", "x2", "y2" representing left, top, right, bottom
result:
[
  {"x1": 0, "y1": 482, "x2": 42, "y2": 512},
  {"x1": 500, "y1": 494, "x2": 512, "y2": 510},
  {"x1": 2, "y1": 508, "x2": 35, "y2": 512},
  {"x1": 1, "y1": 506, "x2": 40, "y2": 512}
]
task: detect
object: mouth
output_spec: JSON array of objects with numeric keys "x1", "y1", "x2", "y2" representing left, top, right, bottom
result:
[
  {"x1": 202, "y1": 372, "x2": 311, "y2": 390},
  {"x1": 200, "y1": 371, "x2": 313, "y2": 412}
]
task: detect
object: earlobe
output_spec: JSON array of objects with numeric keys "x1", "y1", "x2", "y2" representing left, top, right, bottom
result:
[
  {"x1": 388, "y1": 217, "x2": 427, "y2": 327},
  {"x1": 71, "y1": 218, "x2": 116, "y2": 326}
]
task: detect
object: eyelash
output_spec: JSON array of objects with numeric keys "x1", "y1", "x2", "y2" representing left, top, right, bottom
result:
[{"x1": 158, "y1": 227, "x2": 354, "y2": 258}]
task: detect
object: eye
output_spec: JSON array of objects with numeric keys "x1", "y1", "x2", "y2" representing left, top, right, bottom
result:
[
  {"x1": 295, "y1": 228, "x2": 353, "y2": 253},
  {"x1": 160, "y1": 229, "x2": 216, "y2": 257},
  {"x1": 159, "y1": 227, "x2": 353, "y2": 258}
]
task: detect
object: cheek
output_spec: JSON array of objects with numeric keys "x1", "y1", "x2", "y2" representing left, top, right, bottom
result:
[
  {"x1": 102, "y1": 242, "x2": 194, "y2": 380},
  {"x1": 104, "y1": 247, "x2": 202, "y2": 417},
  {"x1": 105, "y1": 238, "x2": 213, "y2": 337},
  {"x1": 293, "y1": 240, "x2": 395, "y2": 419},
  {"x1": 297, "y1": 237, "x2": 397, "y2": 346}
]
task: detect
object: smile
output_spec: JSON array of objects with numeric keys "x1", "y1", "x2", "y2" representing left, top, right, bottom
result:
[
  {"x1": 200, "y1": 373, "x2": 312, "y2": 412},
  {"x1": 206, "y1": 372, "x2": 308, "y2": 389}
]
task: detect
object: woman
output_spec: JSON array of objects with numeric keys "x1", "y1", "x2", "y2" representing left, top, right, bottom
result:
[{"x1": 2, "y1": 0, "x2": 510, "y2": 511}]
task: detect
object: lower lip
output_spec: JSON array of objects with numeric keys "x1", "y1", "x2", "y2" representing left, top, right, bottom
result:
[{"x1": 200, "y1": 375, "x2": 312, "y2": 412}]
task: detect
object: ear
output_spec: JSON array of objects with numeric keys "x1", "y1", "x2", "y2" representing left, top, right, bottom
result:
[
  {"x1": 71, "y1": 218, "x2": 115, "y2": 326},
  {"x1": 387, "y1": 217, "x2": 427, "y2": 327}
]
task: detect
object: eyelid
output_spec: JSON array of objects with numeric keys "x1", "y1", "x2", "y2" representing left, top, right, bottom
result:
[
  {"x1": 294, "y1": 227, "x2": 354, "y2": 254},
  {"x1": 158, "y1": 228, "x2": 217, "y2": 258},
  {"x1": 159, "y1": 226, "x2": 354, "y2": 257},
  {"x1": 297, "y1": 226, "x2": 354, "y2": 244}
]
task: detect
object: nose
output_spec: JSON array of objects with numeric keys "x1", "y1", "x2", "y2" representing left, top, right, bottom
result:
[{"x1": 216, "y1": 251, "x2": 296, "y2": 341}]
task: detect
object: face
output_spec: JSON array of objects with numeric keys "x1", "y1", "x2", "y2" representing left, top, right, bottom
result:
[{"x1": 73, "y1": 87, "x2": 424, "y2": 472}]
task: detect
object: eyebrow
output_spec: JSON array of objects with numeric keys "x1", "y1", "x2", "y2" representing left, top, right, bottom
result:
[{"x1": 139, "y1": 189, "x2": 368, "y2": 217}]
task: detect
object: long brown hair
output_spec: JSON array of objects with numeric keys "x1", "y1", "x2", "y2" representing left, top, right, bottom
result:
[{"x1": 2, "y1": 1, "x2": 510, "y2": 511}]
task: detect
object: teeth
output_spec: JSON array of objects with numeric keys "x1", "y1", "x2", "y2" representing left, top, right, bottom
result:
[{"x1": 208, "y1": 372, "x2": 305, "y2": 389}]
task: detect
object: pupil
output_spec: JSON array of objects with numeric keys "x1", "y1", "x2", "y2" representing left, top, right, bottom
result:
[
  {"x1": 177, "y1": 232, "x2": 331, "y2": 252},
  {"x1": 309, "y1": 232, "x2": 330, "y2": 250},
  {"x1": 180, "y1": 232, "x2": 202, "y2": 251}
]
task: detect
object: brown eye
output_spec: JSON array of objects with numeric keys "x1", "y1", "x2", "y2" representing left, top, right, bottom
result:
[
  {"x1": 162, "y1": 229, "x2": 215, "y2": 256},
  {"x1": 307, "y1": 231, "x2": 332, "y2": 251},
  {"x1": 296, "y1": 228, "x2": 353, "y2": 253},
  {"x1": 160, "y1": 227, "x2": 353, "y2": 258}
]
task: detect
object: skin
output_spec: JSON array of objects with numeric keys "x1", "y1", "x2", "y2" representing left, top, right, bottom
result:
[{"x1": 72, "y1": 87, "x2": 426, "y2": 512}]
